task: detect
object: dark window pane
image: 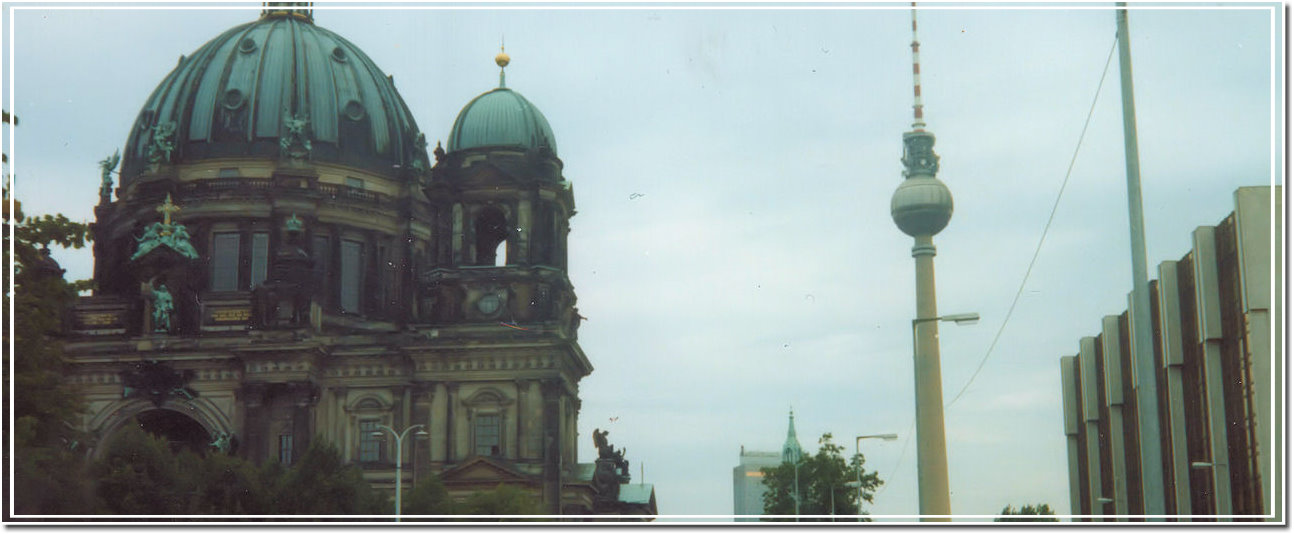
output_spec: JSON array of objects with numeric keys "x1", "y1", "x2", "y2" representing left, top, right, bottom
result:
[
  {"x1": 251, "y1": 232, "x2": 269, "y2": 287},
  {"x1": 474, "y1": 414, "x2": 501, "y2": 456},
  {"x1": 279, "y1": 434, "x2": 293, "y2": 465},
  {"x1": 341, "y1": 240, "x2": 363, "y2": 313},
  {"x1": 211, "y1": 232, "x2": 240, "y2": 291},
  {"x1": 312, "y1": 235, "x2": 330, "y2": 279},
  {"x1": 359, "y1": 419, "x2": 381, "y2": 463}
]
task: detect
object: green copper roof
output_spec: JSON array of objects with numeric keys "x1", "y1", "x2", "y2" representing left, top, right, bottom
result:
[
  {"x1": 121, "y1": 13, "x2": 424, "y2": 180},
  {"x1": 447, "y1": 88, "x2": 557, "y2": 155}
]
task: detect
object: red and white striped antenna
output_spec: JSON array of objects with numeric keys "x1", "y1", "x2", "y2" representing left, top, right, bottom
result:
[{"x1": 910, "y1": 2, "x2": 926, "y2": 131}]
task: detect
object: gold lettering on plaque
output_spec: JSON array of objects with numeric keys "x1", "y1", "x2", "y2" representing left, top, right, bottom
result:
[{"x1": 211, "y1": 308, "x2": 251, "y2": 322}]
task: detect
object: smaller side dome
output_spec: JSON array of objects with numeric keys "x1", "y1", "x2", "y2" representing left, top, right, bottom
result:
[{"x1": 447, "y1": 88, "x2": 557, "y2": 155}]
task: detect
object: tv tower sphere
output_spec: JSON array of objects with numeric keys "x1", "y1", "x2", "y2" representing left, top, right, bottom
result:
[
  {"x1": 891, "y1": 175, "x2": 953, "y2": 237},
  {"x1": 892, "y1": 129, "x2": 952, "y2": 237}
]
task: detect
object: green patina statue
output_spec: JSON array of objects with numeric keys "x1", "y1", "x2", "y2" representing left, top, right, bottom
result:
[
  {"x1": 284, "y1": 212, "x2": 304, "y2": 233},
  {"x1": 146, "y1": 121, "x2": 177, "y2": 165},
  {"x1": 410, "y1": 131, "x2": 430, "y2": 171},
  {"x1": 209, "y1": 431, "x2": 232, "y2": 453},
  {"x1": 280, "y1": 111, "x2": 311, "y2": 159},
  {"x1": 131, "y1": 194, "x2": 200, "y2": 261},
  {"x1": 98, "y1": 150, "x2": 120, "y2": 202},
  {"x1": 151, "y1": 282, "x2": 174, "y2": 333}
]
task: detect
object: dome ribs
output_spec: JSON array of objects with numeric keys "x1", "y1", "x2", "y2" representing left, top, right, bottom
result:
[
  {"x1": 121, "y1": 14, "x2": 423, "y2": 178},
  {"x1": 254, "y1": 20, "x2": 291, "y2": 139},
  {"x1": 301, "y1": 25, "x2": 338, "y2": 144}
]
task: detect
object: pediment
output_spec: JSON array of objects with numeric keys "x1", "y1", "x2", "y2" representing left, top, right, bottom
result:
[{"x1": 440, "y1": 456, "x2": 530, "y2": 484}]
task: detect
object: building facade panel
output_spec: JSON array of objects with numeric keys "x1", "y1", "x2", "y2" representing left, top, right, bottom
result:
[{"x1": 1057, "y1": 186, "x2": 1280, "y2": 521}]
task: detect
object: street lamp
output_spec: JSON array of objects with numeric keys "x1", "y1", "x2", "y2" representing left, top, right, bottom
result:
[
  {"x1": 901, "y1": 311, "x2": 977, "y2": 521},
  {"x1": 852, "y1": 434, "x2": 898, "y2": 521},
  {"x1": 912, "y1": 313, "x2": 980, "y2": 328},
  {"x1": 372, "y1": 423, "x2": 429, "y2": 521}
]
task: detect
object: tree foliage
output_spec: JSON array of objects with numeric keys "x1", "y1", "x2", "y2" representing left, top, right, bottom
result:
[
  {"x1": 268, "y1": 439, "x2": 388, "y2": 515},
  {"x1": 760, "y1": 433, "x2": 882, "y2": 521},
  {"x1": 91, "y1": 429, "x2": 389, "y2": 517},
  {"x1": 402, "y1": 477, "x2": 543, "y2": 521},
  {"x1": 6, "y1": 186, "x2": 97, "y2": 515},
  {"x1": 996, "y1": 503, "x2": 1059, "y2": 521},
  {"x1": 459, "y1": 484, "x2": 544, "y2": 519}
]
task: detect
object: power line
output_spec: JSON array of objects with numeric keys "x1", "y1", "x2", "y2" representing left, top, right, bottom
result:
[{"x1": 947, "y1": 35, "x2": 1120, "y2": 409}]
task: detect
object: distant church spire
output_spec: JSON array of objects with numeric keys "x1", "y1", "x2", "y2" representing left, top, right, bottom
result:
[{"x1": 781, "y1": 408, "x2": 803, "y2": 463}]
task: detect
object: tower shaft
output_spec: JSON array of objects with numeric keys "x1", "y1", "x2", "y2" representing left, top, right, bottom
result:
[{"x1": 912, "y1": 235, "x2": 951, "y2": 520}]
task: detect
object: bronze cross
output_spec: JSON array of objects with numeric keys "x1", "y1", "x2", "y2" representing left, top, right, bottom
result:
[{"x1": 156, "y1": 193, "x2": 181, "y2": 225}]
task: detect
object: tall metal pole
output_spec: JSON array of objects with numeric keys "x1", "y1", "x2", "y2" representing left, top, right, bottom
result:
[{"x1": 1115, "y1": 3, "x2": 1166, "y2": 518}]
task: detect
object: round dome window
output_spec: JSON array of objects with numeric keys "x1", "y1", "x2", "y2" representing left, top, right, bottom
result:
[
  {"x1": 222, "y1": 89, "x2": 245, "y2": 110},
  {"x1": 331, "y1": 46, "x2": 347, "y2": 63},
  {"x1": 238, "y1": 37, "x2": 257, "y2": 54},
  {"x1": 343, "y1": 100, "x2": 366, "y2": 121}
]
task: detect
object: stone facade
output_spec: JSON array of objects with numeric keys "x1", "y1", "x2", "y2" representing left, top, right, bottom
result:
[{"x1": 60, "y1": 6, "x2": 653, "y2": 517}]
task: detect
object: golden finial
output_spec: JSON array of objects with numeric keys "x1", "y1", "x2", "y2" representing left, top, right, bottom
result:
[
  {"x1": 495, "y1": 40, "x2": 510, "y2": 68},
  {"x1": 495, "y1": 40, "x2": 510, "y2": 88}
]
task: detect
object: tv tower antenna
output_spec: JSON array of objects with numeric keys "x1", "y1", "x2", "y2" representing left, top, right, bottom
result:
[{"x1": 910, "y1": 2, "x2": 926, "y2": 131}]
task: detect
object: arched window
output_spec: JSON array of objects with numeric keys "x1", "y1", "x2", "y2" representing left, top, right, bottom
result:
[
  {"x1": 474, "y1": 207, "x2": 508, "y2": 266},
  {"x1": 464, "y1": 388, "x2": 513, "y2": 458}
]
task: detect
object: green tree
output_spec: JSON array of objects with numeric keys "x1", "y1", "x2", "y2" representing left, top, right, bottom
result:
[
  {"x1": 459, "y1": 484, "x2": 544, "y2": 520},
  {"x1": 5, "y1": 183, "x2": 98, "y2": 515},
  {"x1": 402, "y1": 475, "x2": 457, "y2": 516},
  {"x1": 91, "y1": 424, "x2": 190, "y2": 514},
  {"x1": 268, "y1": 439, "x2": 388, "y2": 515},
  {"x1": 186, "y1": 448, "x2": 275, "y2": 515},
  {"x1": 761, "y1": 433, "x2": 882, "y2": 521},
  {"x1": 996, "y1": 503, "x2": 1059, "y2": 521}
]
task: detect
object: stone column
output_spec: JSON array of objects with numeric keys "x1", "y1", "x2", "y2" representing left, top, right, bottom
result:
[
  {"x1": 239, "y1": 383, "x2": 268, "y2": 464},
  {"x1": 446, "y1": 382, "x2": 459, "y2": 462},
  {"x1": 430, "y1": 382, "x2": 448, "y2": 463},
  {"x1": 541, "y1": 379, "x2": 563, "y2": 514},
  {"x1": 515, "y1": 379, "x2": 527, "y2": 460},
  {"x1": 290, "y1": 382, "x2": 318, "y2": 463}
]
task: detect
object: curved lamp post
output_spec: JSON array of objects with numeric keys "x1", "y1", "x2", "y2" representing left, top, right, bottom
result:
[
  {"x1": 372, "y1": 423, "x2": 429, "y2": 521},
  {"x1": 849, "y1": 433, "x2": 898, "y2": 521}
]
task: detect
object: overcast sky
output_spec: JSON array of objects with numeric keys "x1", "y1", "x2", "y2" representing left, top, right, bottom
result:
[{"x1": 5, "y1": 1, "x2": 1282, "y2": 521}]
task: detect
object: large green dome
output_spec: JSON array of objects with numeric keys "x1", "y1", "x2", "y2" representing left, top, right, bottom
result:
[
  {"x1": 120, "y1": 11, "x2": 424, "y2": 181},
  {"x1": 447, "y1": 87, "x2": 557, "y2": 155}
]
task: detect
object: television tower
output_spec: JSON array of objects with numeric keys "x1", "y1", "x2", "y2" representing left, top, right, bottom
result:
[{"x1": 890, "y1": 4, "x2": 953, "y2": 521}]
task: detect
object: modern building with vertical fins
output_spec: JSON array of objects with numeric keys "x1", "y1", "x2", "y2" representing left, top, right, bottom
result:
[
  {"x1": 1058, "y1": 186, "x2": 1281, "y2": 521},
  {"x1": 59, "y1": 3, "x2": 654, "y2": 517}
]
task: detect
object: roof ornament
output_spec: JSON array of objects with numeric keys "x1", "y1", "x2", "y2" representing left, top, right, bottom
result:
[
  {"x1": 284, "y1": 213, "x2": 304, "y2": 234},
  {"x1": 495, "y1": 39, "x2": 511, "y2": 89},
  {"x1": 145, "y1": 121, "x2": 177, "y2": 167},
  {"x1": 280, "y1": 108, "x2": 312, "y2": 160},
  {"x1": 132, "y1": 194, "x2": 199, "y2": 261},
  {"x1": 261, "y1": 1, "x2": 313, "y2": 23},
  {"x1": 98, "y1": 149, "x2": 120, "y2": 204}
]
